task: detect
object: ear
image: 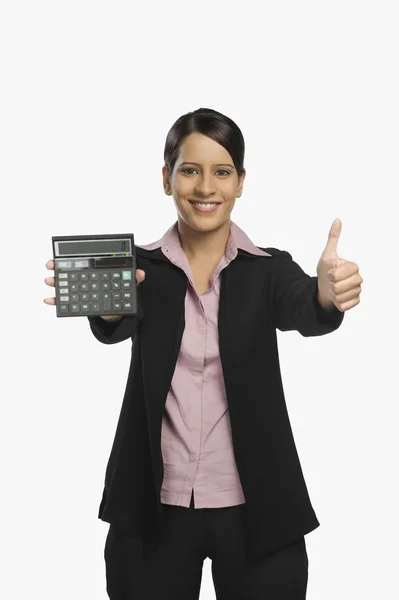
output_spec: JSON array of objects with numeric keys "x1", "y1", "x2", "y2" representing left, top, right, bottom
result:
[
  {"x1": 162, "y1": 164, "x2": 171, "y2": 194},
  {"x1": 236, "y1": 168, "x2": 246, "y2": 198}
]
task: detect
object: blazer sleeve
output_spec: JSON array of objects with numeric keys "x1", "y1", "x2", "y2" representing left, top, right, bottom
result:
[
  {"x1": 271, "y1": 250, "x2": 345, "y2": 337},
  {"x1": 87, "y1": 283, "x2": 145, "y2": 344},
  {"x1": 87, "y1": 314, "x2": 141, "y2": 344}
]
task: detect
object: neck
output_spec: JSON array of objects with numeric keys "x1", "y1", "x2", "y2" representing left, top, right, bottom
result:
[{"x1": 177, "y1": 217, "x2": 231, "y2": 262}]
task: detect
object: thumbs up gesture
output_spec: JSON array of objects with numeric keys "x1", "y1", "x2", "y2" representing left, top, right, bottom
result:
[{"x1": 316, "y1": 219, "x2": 363, "y2": 312}]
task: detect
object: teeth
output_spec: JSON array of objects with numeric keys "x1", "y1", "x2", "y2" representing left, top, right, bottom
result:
[{"x1": 192, "y1": 202, "x2": 218, "y2": 207}]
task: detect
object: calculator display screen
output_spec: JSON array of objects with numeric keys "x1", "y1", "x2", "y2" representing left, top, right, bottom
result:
[{"x1": 56, "y1": 238, "x2": 131, "y2": 257}]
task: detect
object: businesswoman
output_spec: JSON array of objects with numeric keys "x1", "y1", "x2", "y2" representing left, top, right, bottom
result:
[{"x1": 44, "y1": 107, "x2": 362, "y2": 599}]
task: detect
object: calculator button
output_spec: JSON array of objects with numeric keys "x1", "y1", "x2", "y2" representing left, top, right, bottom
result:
[
  {"x1": 80, "y1": 293, "x2": 89, "y2": 301},
  {"x1": 60, "y1": 304, "x2": 69, "y2": 313},
  {"x1": 75, "y1": 260, "x2": 89, "y2": 268},
  {"x1": 81, "y1": 303, "x2": 90, "y2": 312},
  {"x1": 123, "y1": 302, "x2": 132, "y2": 310},
  {"x1": 122, "y1": 271, "x2": 132, "y2": 280},
  {"x1": 90, "y1": 282, "x2": 99, "y2": 291},
  {"x1": 79, "y1": 272, "x2": 89, "y2": 281},
  {"x1": 122, "y1": 281, "x2": 131, "y2": 289},
  {"x1": 103, "y1": 293, "x2": 112, "y2": 311},
  {"x1": 101, "y1": 272, "x2": 111, "y2": 280},
  {"x1": 92, "y1": 303, "x2": 101, "y2": 312},
  {"x1": 71, "y1": 283, "x2": 80, "y2": 292},
  {"x1": 112, "y1": 282, "x2": 121, "y2": 290},
  {"x1": 58, "y1": 273, "x2": 68, "y2": 279},
  {"x1": 91, "y1": 292, "x2": 99, "y2": 301},
  {"x1": 113, "y1": 292, "x2": 122, "y2": 301},
  {"x1": 71, "y1": 293, "x2": 80, "y2": 302},
  {"x1": 70, "y1": 273, "x2": 79, "y2": 281},
  {"x1": 90, "y1": 272, "x2": 100, "y2": 281},
  {"x1": 123, "y1": 292, "x2": 132, "y2": 300},
  {"x1": 112, "y1": 272, "x2": 121, "y2": 280},
  {"x1": 81, "y1": 283, "x2": 89, "y2": 292},
  {"x1": 59, "y1": 261, "x2": 72, "y2": 268},
  {"x1": 102, "y1": 282, "x2": 111, "y2": 291},
  {"x1": 71, "y1": 304, "x2": 80, "y2": 313},
  {"x1": 60, "y1": 296, "x2": 69, "y2": 302},
  {"x1": 59, "y1": 281, "x2": 68, "y2": 287},
  {"x1": 113, "y1": 302, "x2": 122, "y2": 310}
]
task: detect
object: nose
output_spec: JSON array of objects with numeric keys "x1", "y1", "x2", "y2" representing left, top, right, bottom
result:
[{"x1": 194, "y1": 174, "x2": 217, "y2": 197}]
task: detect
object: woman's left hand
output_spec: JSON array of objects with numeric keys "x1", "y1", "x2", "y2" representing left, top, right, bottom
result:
[{"x1": 316, "y1": 218, "x2": 363, "y2": 312}]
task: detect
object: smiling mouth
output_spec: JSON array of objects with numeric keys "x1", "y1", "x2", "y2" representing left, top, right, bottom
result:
[{"x1": 189, "y1": 200, "x2": 221, "y2": 205}]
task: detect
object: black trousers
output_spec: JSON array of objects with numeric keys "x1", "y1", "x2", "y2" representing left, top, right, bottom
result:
[{"x1": 104, "y1": 491, "x2": 309, "y2": 599}]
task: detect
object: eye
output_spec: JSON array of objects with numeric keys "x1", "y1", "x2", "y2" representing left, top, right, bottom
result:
[{"x1": 181, "y1": 168, "x2": 231, "y2": 176}]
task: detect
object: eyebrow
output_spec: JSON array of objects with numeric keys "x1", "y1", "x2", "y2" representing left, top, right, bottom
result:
[{"x1": 178, "y1": 162, "x2": 235, "y2": 169}]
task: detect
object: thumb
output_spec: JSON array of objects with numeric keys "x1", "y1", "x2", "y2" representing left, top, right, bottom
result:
[{"x1": 322, "y1": 218, "x2": 342, "y2": 257}]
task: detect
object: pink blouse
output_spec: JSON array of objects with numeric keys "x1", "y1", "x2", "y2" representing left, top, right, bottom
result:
[{"x1": 138, "y1": 220, "x2": 270, "y2": 508}]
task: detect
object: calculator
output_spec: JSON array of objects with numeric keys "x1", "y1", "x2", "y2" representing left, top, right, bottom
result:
[{"x1": 52, "y1": 233, "x2": 138, "y2": 318}]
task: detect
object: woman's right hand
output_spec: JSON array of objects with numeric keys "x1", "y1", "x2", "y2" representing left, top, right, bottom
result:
[{"x1": 44, "y1": 260, "x2": 146, "y2": 320}]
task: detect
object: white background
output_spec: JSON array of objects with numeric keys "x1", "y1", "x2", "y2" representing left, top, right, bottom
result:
[{"x1": 1, "y1": 1, "x2": 398, "y2": 598}]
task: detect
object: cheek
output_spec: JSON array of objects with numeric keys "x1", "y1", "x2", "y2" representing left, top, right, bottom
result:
[
  {"x1": 175, "y1": 181, "x2": 192, "y2": 198},
  {"x1": 225, "y1": 180, "x2": 239, "y2": 196},
  {"x1": 225, "y1": 188, "x2": 238, "y2": 202}
]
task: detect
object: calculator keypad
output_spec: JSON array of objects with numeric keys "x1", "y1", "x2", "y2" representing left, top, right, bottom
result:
[{"x1": 56, "y1": 269, "x2": 135, "y2": 316}]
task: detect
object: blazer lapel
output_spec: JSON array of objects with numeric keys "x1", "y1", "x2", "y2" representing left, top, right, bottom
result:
[{"x1": 138, "y1": 248, "x2": 187, "y2": 461}]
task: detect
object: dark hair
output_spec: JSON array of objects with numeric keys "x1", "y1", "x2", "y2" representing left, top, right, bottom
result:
[{"x1": 164, "y1": 108, "x2": 245, "y2": 177}]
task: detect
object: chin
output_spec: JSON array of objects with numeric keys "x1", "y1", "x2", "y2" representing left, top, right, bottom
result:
[{"x1": 186, "y1": 214, "x2": 232, "y2": 233}]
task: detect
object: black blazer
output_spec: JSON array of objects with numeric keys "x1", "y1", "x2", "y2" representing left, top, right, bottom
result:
[{"x1": 88, "y1": 243, "x2": 344, "y2": 560}]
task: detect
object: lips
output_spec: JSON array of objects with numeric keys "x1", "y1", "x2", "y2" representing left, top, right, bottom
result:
[
  {"x1": 188, "y1": 200, "x2": 221, "y2": 214},
  {"x1": 189, "y1": 201, "x2": 221, "y2": 205}
]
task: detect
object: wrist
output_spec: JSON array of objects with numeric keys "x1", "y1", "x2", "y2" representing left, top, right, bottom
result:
[
  {"x1": 100, "y1": 315, "x2": 123, "y2": 321},
  {"x1": 317, "y1": 291, "x2": 335, "y2": 312}
]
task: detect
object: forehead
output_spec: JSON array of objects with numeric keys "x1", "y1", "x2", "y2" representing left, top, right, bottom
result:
[{"x1": 178, "y1": 132, "x2": 231, "y2": 162}]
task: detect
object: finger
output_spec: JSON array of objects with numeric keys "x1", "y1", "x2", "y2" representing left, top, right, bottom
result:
[
  {"x1": 46, "y1": 259, "x2": 54, "y2": 270},
  {"x1": 136, "y1": 269, "x2": 146, "y2": 286},
  {"x1": 43, "y1": 297, "x2": 56, "y2": 305},
  {"x1": 335, "y1": 286, "x2": 362, "y2": 304},
  {"x1": 332, "y1": 272, "x2": 361, "y2": 293},
  {"x1": 44, "y1": 276, "x2": 55, "y2": 287}
]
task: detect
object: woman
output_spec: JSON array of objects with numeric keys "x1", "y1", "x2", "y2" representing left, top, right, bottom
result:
[{"x1": 44, "y1": 108, "x2": 362, "y2": 599}]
